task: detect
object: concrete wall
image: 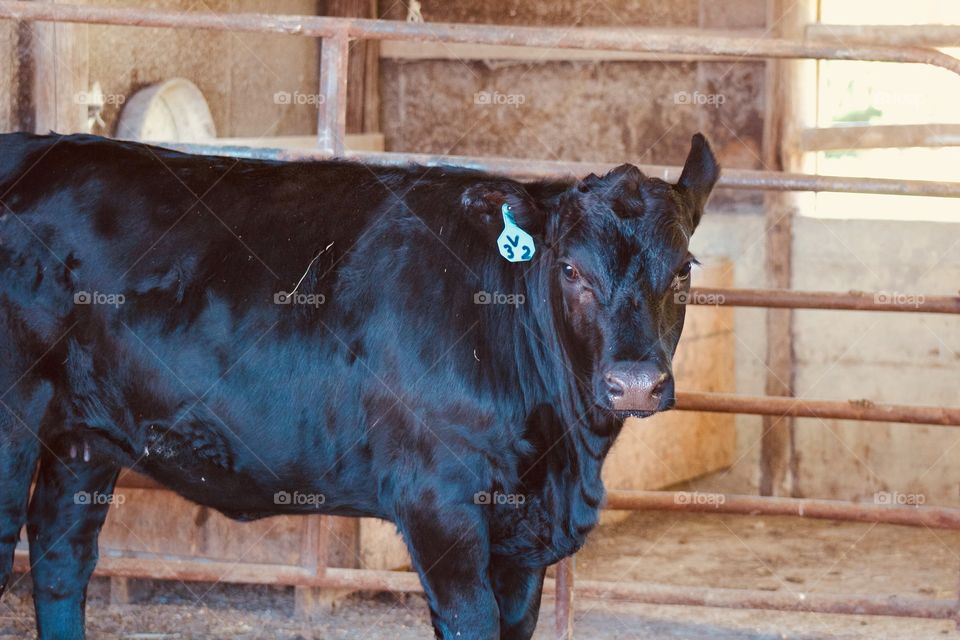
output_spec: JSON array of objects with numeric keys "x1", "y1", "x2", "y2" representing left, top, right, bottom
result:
[{"x1": 687, "y1": 215, "x2": 960, "y2": 507}]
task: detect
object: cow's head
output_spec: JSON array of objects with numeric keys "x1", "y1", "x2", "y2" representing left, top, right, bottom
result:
[{"x1": 548, "y1": 134, "x2": 720, "y2": 418}]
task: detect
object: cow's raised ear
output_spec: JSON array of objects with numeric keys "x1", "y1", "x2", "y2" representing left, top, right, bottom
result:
[
  {"x1": 677, "y1": 133, "x2": 720, "y2": 225},
  {"x1": 461, "y1": 182, "x2": 544, "y2": 237}
]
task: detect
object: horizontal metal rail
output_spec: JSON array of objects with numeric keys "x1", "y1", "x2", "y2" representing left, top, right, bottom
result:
[
  {"x1": 605, "y1": 490, "x2": 960, "y2": 528},
  {"x1": 675, "y1": 392, "x2": 960, "y2": 427},
  {"x1": 801, "y1": 123, "x2": 960, "y2": 151},
  {"x1": 11, "y1": 550, "x2": 957, "y2": 620},
  {"x1": 164, "y1": 143, "x2": 960, "y2": 198},
  {"x1": 1, "y1": 2, "x2": 959, "y2": 77},
  {"x1": 806, "y1": 23, "x2": 960, "y2": 48},
  {"x1": 686, "y1": 287, "x2": 960, "y2": 313}
]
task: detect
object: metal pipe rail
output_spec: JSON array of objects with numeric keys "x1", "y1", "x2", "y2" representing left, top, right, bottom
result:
[
  {"x1": 166, "y1": 143, "x2": 960, "y2": 198},
  {"x1": 605, "y1": 490, "x2": 960, "y2": 529},
  {"x1": 686, "y1": 287, "x2": 960, "y2": 313},
  {"x1": 12, "y1": 545, "x2": 959, "y2": 620},
  {"x1": 1, "y1": 1, "x2": 959, "y2": 77},
  {"x1": 675, "y1": 392, "x2": 960, "y2": 427}
]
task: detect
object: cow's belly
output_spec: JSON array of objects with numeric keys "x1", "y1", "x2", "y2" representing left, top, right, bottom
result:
[{"x1": 62, "y1": 315, "x2": 386, "y2": 521}]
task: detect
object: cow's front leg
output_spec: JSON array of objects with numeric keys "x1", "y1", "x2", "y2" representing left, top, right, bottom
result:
[
  {"x1": 490, "y1": 559, "x2": 545, "y2": 640},
  {"x1": 27, "y1": 444, "x2": 119, "y2": 640},
  {"x1": 397, "y1": 496, "x2": 499, "y2": 639}
]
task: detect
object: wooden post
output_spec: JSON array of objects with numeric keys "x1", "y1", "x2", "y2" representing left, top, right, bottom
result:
[
  {"x1": 759, "y1": 0, "x2": 818, "y2": 497},
  {"x1": 294, "y1": 515, "x2": 361, "y2": 619},
  {"x1": 318, "y1": 30, "x2": 348, "y2": 155},
  {"x1": 323, "y1": 0, "x2": 379, "y2": 134},
  {"x1": 554, "y1": 557, "x2": 575, "y2": 639},
  {"x1": 31, "y1": 0, "x2": 88, "y2": 134},
  {"x1": 109, "y1": 576, "x2": 131, "y2": 606}
]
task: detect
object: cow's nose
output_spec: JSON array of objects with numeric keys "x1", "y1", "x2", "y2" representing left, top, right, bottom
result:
[{"x1": 604, "y1": 361, "x2": 672, "y2": 413}]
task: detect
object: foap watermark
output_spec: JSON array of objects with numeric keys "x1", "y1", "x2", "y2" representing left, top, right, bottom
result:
[
  {"x1": 274, "y1": 491, "x2": 326, "y2": 507},
  {"x1": 874, "y1": 491, "x2": 925, "y2": 506},
  {"x1": 74, "y1": 91, "x2": 125, "y2": 106},
  {"x1": 674, "y1": 491, "x2": 726, "y2": 507},
  {"x1": 674, "y1": 290, "x2": 725, "y2": 306},
  {"x1": 674, "y1": 91, "x2": 726, "y2": 108},
  {"x1": 474, "y1": 491, "x2": 526, "y2": 507},
  {"x1": 874, "y1": 291, "x2": 925, "y2": 308},
  {"x1": 74, "y1": 491, "x2": 125, "y2": 506},
  {"x1": 274, "y1": 291, "x2": 326, "y2": 307},
  {"x1": 274, "y1": 91, "x2": 325, "y2": 107},
  {"x1": 474, "y1": 290, "x2": 525, "y2": 307},
  {"x1": 474, "y1": 91, "x2": 526, "y2": 108},
  {"x1": 74, "y1": 291, "x2": 125, "y2": 308}
]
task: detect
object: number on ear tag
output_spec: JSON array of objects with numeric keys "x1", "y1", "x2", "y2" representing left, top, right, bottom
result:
[{"x1": 497, "y1": 203, "x2": 536, "y2": 262}]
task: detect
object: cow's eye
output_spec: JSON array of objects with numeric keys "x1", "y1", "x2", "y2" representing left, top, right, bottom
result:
[
  {"x1": 671, "y1": 261, "x2": 693, "y2": 291},
  {"x1": 561, "y1": 263, "x2": 580, "y2": 282}
]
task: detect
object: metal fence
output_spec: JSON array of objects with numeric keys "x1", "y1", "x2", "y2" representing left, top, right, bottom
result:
[{"x1": 1, "y1": 1, "x2": 958, "y2": 636}]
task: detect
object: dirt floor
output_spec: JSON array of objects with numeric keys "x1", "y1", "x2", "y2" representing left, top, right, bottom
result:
[{"x1": 2, "y1": 511, "x2": 957, "y2": 639}]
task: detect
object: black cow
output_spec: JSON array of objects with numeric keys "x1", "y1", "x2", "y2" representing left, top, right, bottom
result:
[{"x1": 0, "y1": 132, "x2": 718, "y2": 639}]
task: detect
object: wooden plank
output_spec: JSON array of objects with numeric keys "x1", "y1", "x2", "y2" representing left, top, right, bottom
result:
[
  {"x1": 318, "y1": 31, "x2": 348, "y2": 155},
  {"x1": 31, "y1": 0, "x2": 88, "y2": 134},
  {"x1": 361, "y1": 0, "x2": 379, "y2": 134},
  {"x1": 801, "y1": 124, "x2": 960, "y2": 151},
  {"x1": 323, "y1": 0, "x2": 377, "y2": 134}
]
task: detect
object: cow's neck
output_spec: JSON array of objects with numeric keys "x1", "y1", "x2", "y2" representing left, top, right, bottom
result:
[{"x1": 502, "y1": 258, "x2": 622, "y2": 526}]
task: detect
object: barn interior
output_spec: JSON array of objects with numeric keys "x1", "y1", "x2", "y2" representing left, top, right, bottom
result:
[{"x1": 1, "y1": 0, "x2": 959, "y2": 638}]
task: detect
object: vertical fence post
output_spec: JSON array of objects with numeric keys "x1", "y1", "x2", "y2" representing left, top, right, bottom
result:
[
  {"x1": 555, "y1": 556, "x2": 575, "y2": 639},
  {"x1": 294, "y1": 514, "x2": 328, "y2": 619},
  {"x1": 318, "y1": 30, "x2": 349, "y2": 156}
]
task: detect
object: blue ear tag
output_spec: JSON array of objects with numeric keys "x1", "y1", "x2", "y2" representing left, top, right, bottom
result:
[{"x1": 497, "y1": 203, "x2": 536, "y2": 262}]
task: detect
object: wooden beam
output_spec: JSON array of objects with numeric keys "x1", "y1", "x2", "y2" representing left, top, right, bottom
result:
[
  {"x1": 31, "y1": 0, "x2": 88, "y2": 133},
  {"x1": 801, "y1": 124, "x2": 960, "y2": 151},
  {"x1": 323, "y1": 0, "x2": 379, "y2": 134}
]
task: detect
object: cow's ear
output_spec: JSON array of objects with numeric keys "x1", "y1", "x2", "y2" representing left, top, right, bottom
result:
[
  {"x1": 461, "y1": 182, "x2": 544, "y2": 237},
  {"x1": 677, "y1": 133, "x2": 720, "y2": 226}
]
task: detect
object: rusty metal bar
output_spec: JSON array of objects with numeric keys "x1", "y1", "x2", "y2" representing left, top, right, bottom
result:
[
  {"x1": 686, "y1": 287, "x2": 960, "y2": 313},
  {"x1": 12, "y1": 550, "x2": 957, "y2": 620},
  {"x1": 676, "y1": 391, "x2": 960, "y2": 427},
  {"x1": 570, "y1": 578, "x2": 958, "y2": 620},
  {"x1": 1, "y1": 1, "x2": 959, "y2": 76},
  {"x1": 801, "y1": 123, "x2": 960, "y2": 151},
  {"x1": 555, "y1": 557, "x2": 575, "y2": 640},
  {"x1": 159, "y1": 143, "x2": 960, "y2": 198},
  {"x1": 605, "y1": 490, "x2": 960, "y2": 529},
  {"x1": 318, "y1": 32, "x2": 348, "y2": 156},
  {"x1": 806, "y1": 24, "x2": 960, "y2": 48}
]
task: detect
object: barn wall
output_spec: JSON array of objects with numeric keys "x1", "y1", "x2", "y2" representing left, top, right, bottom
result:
[
  {"x1": 81, "y1": 0, "x2": 320, "y2": 138},
  {"x1": 0, "y1": 18, "x2": 23, "y2": 131}
]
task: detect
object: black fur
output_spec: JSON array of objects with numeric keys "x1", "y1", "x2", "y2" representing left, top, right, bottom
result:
[{"x1": 0, "y1": 132, "x2": 718, "y2": 639}]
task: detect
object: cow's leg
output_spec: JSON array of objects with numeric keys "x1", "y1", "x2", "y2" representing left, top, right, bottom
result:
[
  {"x1": 0, "y1": 403, "x2": 42, "y2": 600},
  {"x1": 27, "y1": 445, "x2": 119, "y2": 640},
  {"x1": 490, "y1": 560, "x2": 545, "y2": 640},
  {"x1": 397, "y1": 499, "x2": 499, "y2": 639}
]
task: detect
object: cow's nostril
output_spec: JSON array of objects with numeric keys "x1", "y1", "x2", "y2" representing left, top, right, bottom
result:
[
  {"x1": 650, "y1": 373, "x2": 670, "y2": 398},
  {"x1": 605, "y1": 374, "x2": 626, "y2": 399}
]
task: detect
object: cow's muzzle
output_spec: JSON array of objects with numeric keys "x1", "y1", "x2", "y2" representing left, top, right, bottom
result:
[{"x1": 603, "y1": 361, "x2": 674, "y2": 416}]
